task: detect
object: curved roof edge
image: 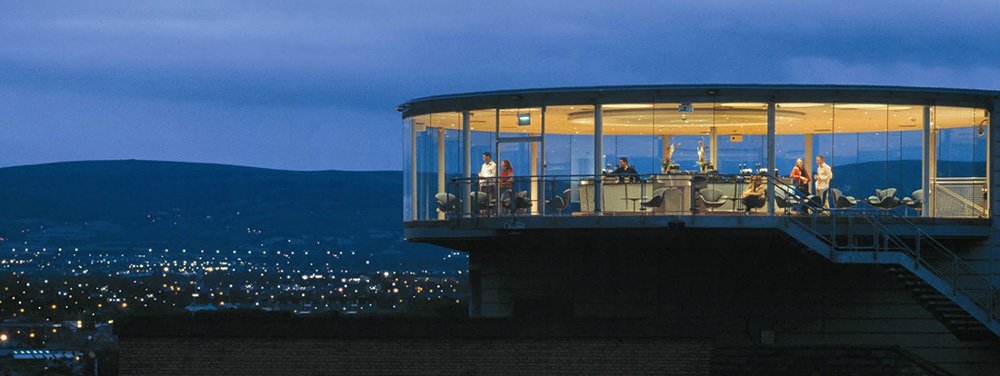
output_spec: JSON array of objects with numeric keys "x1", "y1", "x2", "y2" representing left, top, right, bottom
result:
[{"x1": 397, "y1": 84, "x2": 999, "y2": 118}]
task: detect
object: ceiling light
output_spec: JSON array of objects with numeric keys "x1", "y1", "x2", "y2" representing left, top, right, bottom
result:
[
  {"x1": 776, "y1": 103, "x2": 825, "y2": 108},
  {"x1": 602, "y1": 104, "x2": 653, "y2": 109}
]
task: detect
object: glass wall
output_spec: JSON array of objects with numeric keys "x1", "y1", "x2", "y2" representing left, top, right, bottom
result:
[
  {"x1": 544, "y1": 105, "x2": 595, "y2": 214},
  {"x1": 403, "y1": 97, "x2": 989, "y2": 220},
  {"x1": 934, "y1": 106, "x2": 990, "y2": 217}
]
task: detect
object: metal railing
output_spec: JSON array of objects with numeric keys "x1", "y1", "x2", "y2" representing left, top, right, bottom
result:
[
  {"x1": 784, "y1": 206, "x2": 999, "y2": 325},
  {"x1": 933, "y1": 177, "x2": 988, "y2": 218},
  {"x1": 432, "y1": 173, "x2": 789, "y2": 219}
]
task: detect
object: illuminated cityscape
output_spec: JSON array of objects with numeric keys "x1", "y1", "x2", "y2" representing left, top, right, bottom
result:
[{"x1": 0, "y1": 245, "x2": 466, "y2": 373}]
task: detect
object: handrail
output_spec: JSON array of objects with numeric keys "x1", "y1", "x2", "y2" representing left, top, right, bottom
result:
[{"x1": 784, "y1": 205, "x2": 1000, "y2": 324}]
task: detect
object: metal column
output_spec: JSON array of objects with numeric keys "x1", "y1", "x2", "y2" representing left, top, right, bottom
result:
[
  {"x1": 709, "y1": 127, "x2": 718, "y2": 170},
  {"x1": 539, "y1": 106, "x2": 546, "y2": 214},
  {"x1": 922, "y1": 105, "x2": 931, "y2": 216},
  {"x1": 766, "y1": 101, "x2": 776, "y2": 215},
  {"x1": 594, "y1": 103, "x2": 604, "y2": 215},
  {"x1": 437, "y1": 130, "x2": 446, "y2": 220},
  {"x1": 462, "y1": 111, "x2": 472, "y2": 216},
  {"x1": 410, "y1": 119, "x2": 418, "y2": 219},
  {"x1": 804, "y1": 133, "x2": 814, "y2": 194},
  {"x1": 530, "y1": 139, "x2": 539, "y2": 215}
]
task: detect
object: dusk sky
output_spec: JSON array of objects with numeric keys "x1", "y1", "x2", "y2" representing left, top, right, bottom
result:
[{"x1": 2, "y1": 1, "x2": 998, "y2": 171}]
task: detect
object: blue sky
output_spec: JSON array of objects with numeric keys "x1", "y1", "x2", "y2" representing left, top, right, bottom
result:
[{"x1": 2, "y1": 1, "x2": 997, "y2": 171}]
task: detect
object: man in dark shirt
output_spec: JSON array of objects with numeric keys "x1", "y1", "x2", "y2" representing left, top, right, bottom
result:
[{"x1": 610, "y1": 157, "x2": 639, "y2": 183}]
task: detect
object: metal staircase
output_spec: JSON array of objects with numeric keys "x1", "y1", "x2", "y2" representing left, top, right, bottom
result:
[{"x1": 779, "y1": 209, "x2": 1000, "y2": 341}]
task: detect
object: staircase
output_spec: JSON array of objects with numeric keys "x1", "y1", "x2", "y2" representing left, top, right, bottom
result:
[{"x1": 779, "y1": 210, "x2": 1000, "y2": 341}]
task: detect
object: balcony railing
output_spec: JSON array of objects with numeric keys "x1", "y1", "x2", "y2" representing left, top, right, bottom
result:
[
  {"x1": 427, "y1": 173, "x2": 834, "y2": 219},
  {"x1": 422, "y1": 172, "x2": 986, "y2": 221}
]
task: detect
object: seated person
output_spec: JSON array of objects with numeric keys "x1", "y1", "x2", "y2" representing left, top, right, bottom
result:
[
  {"x1": 609, "y1": 157, "x2": 639, "y2": 183},
  {"x1": 741, "y1": 175, "x2": 766, "y2": 213}
]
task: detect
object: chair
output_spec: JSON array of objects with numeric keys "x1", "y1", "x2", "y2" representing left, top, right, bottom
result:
[
  {"x1": 902, "y1": 189, "x2": 923, "y2": 211},
  {"x1": 469, "y1": 191, "x2": 490, "y2": 213},
  {"x1": 698, "y1": 188, "x2": 727, "y2": 212},
  {"x1": 830, "y1": 188, "x2": 857, "y2": 209},
  {"x1": 641, "y1": 188, "x2": 668, "y2": 212},
  {"x1": 546, "y1": 189, "x2": 572, "y2": 215},
  {"x1": 499, "y1": 189, "x2": 514, "y2": 214},
  {"x1": 774, "y1": 184, "x2": 800, "y2": 214},
  {"x1": 513, "y1": 191, "x2": 532, "y2": 213},
  {"x1": 867, "y1": 188, "x2": 901, "y2": 209},
  {"x1": 434, "y1": 193, "x2": 460, "y2": 213}
]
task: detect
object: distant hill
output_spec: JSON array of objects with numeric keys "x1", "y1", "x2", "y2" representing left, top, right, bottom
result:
[
  {"x1": 0, "y1": 159, "x2": 982, "y2": 269},
  {"x1": 0, "y1": 160, "x2": 457, "y2": 270}
]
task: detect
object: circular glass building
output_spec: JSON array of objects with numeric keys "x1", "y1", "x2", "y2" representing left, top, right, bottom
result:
[{"x1": 399, "y1": 85, "x2": 992, "y2": 224}]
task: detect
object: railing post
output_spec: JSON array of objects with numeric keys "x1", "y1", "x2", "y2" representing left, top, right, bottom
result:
[
  {"x1": 462, "y1": 111, "x2": 472, "y2": 218},
  {"x1": 914, "y1": 231, "x2": 921, "y2": 270},
  {"x1": 766, "y1": 100, "x2": 776, "y2": 216},
  {"x1": 594, "y1": 103, "x2": 603, "y2": 215}
]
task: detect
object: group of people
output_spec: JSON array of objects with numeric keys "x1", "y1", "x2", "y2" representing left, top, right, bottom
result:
[
  {"x1": 740, "y1": 155, "x2": 834, "y2": 213},
  {"x1": 480, "y1": 150, "x2": 837, "y2": 214},
  {"x1": 478, "y1": 152, "x2": 514, "y2": 201}
]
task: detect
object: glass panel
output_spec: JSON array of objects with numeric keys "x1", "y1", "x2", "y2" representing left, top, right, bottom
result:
[
  {"x1": 714, "y1": 102, "x2": 767, "y2": 174},
  {"x1": 496, "y1": 106, "x2": 539, "y2": 215},
  {"x1": 498, "y1": 107, "x2": 541, "y2": 136},
  {"x1": 775, "y1": 103, "x2": 833, "y2": 196},
  {"x1": 935, "y1": 106, "x2": 989, "y2": 218},
  {"x1": 602, "y1": 102, "x2": 658, "y2": 175},
  {"x1": 403, "y1": 117, "x2": 414, "y2": 221},
  {"x1": 543, "y1": 105, "x2": 594, "y2": 214},
  {"x1": 412, "y1": 114, "x2": 435, "y2": 220},
  {"x1": 469, "y1": 109, "x2": 498, "y2": 215}
]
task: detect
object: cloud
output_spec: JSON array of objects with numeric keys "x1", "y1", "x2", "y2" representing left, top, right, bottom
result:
[{"x1": 0, "y1": 1, "x2": 997, "y2": 170}]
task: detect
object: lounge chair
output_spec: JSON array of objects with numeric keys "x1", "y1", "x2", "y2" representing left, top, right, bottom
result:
[
  {"x1": 830, "y1": 188, "x2": 857, "y2": 209},
  {"x1": 546, "y1": 189, "x2": 572, "y2": 215},
  {"x1": 902, "y1": 189, "x2": 923, "y2": 212},
  {"x1": 698, "y1": 188, "x2": 728, "y2": 212},
  {"x1": 867, "y1": 188, "x2": 901, "y2": 209},
  {"x1": 641, "y1": 188, "x2": 668, "y2": 212},
  {"x1": 434, "y1": 193, "x2": 460, "y2": 213}
]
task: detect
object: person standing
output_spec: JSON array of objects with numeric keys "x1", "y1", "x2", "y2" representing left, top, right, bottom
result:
[
  {"x1": 479, "y1": 152, "x2": 498, "y2": 204},
  {"x1": 498, "y1": 160, "x2": 514, "y2": 190},
  {"x1": 790, "y1": 158, "x2": 811, "y2": 194},
  {"x1": 814, "y1": 155, "x2": 833, "y2": 207}
]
